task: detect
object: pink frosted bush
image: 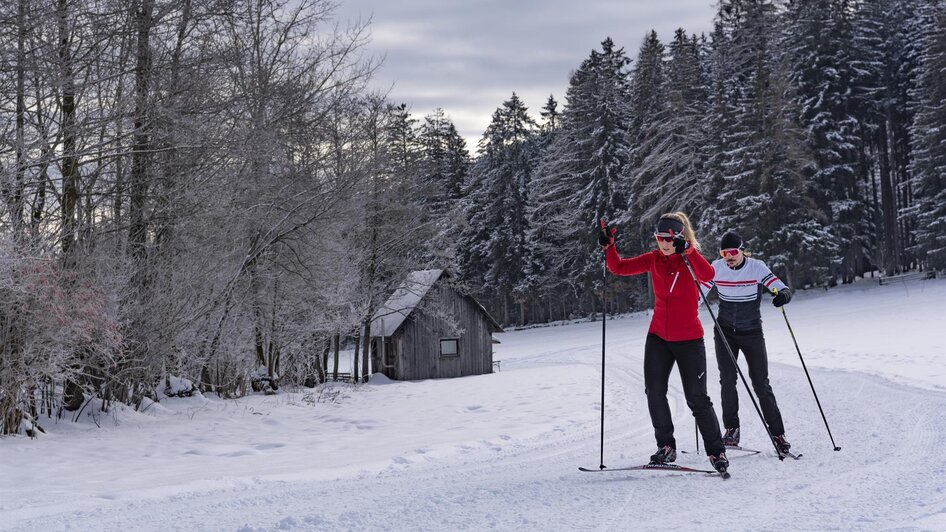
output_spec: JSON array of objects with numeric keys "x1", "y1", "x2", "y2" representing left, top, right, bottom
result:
[{"x1": 0, "y1": 241, "x2": 123, "y2": 435}]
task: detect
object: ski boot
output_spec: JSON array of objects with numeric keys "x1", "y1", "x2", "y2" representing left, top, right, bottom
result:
[
  {"x1": 709, "y1": 452, "x2": 730, "y2": 474},
  {"x1": 774, "y1": 434, "x2": 791, "y2": 455},
  {"x1": 722, "y1": 427, "x2": 740, "y2": 446},
  {"x1": 649, "y1": 445, "x2": 677, "y2": 465}
]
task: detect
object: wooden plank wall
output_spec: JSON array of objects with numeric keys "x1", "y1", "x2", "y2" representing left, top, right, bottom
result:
[{"x1": 394, "y1": 280, "x2": 493, "y2": 381}]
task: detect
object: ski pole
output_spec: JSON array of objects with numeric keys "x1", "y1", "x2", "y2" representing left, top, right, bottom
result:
[
  {"x1": 595, "y1": 219, "x2": 616, "y2": 470},
  {"x1": 599, "y1": 253, "x2": 607, "y2": 469},
  {"x1": 580, "y1": 225, "x2": 611, "y2": 474},
  {"x1": 777, "y1": 296, "x2": 841, "y2": 452},
  {"x1": 681, "y1": 254, "x2": 785, "y2": 460}
]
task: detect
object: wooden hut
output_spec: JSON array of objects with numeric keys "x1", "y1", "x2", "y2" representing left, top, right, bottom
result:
[{"x1": 370, "y1": 269, "x2": 503, "y2": 381}]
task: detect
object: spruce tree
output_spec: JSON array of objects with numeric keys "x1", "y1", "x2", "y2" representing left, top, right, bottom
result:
[
  {"x1": 625, "y1": 30, "x2": 666, "y2": 231},
  {"x1": 442, "y1": 122, "x2": 470, "y2": 202},
  {"x1": 418, "y1": 108, "x2": 469, "y2": 215},
  {"x1": 710, "y1": 0, "x2": 834, "y2": 286},
  {"x1": 701, "y1": 22, "x2": 741, "y2": 240},
  {"x1": 540, "y1": 94, "x2": 560, "y2": 133},
  {"x1": 529, "y1": 38, "x2": 633, "y2": 313},
  {"x1": 908, "y1": 2, "x2": 946, "y2": 269},
  {"x1": 629, "y1": 29, "x2": 708, "y2": 223},
  {"x1": 386, "y1": 103, "x2": 421, "y2": 174},
  {"x1": 458, "y1": 93, "x2": 537, "y2": 324},
  {"x1": 415, "y1": 108, "x2": 470, "y2": 266},
  {"x1": 785, "y1": 0, "x2": 872, "y2": 282},
  {"x1": 852, "y1": 0, "x2": 923, "y2": 274}
]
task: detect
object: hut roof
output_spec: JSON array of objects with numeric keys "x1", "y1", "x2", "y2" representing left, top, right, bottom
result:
[{"x1": 370, "y1": 269, "x2": 503, "y2": 337}]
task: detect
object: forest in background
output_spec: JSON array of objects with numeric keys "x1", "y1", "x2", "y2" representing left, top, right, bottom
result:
[{"x1": 0, "y1": 0, "x2": 943, "y2": 433}]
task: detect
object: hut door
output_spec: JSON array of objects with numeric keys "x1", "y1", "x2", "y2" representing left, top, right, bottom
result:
[
  {"x1": 381, "y1": 337, "x2": 395, "y2": 368},
  {"x1": 373, "y1": 337, "x2": 398, "y2": 379},
  {"x1": 382, "y1": 338, "x2": 396, "y2": 368}
]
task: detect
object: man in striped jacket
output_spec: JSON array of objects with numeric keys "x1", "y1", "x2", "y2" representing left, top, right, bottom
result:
[{"x1": 703, "y1": 231, "x2": 792, "y2": 454}]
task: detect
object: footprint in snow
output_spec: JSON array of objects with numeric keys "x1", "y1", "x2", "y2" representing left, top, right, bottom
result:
[
  {"x1": 254, "y1": 442, "x2": 286, "y2": 450},
  {"x1": 221, "y1": 449, "x2": 258, "y2": 458}
]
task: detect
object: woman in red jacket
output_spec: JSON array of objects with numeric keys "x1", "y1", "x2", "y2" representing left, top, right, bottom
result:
[{"x1": 599, "y1": 212, "x2": 729, "y2": 474}]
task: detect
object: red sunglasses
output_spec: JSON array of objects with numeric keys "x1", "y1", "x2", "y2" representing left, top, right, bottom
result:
[
  {"x1": 654, "y1": 232, "x2": 675, "y2": 243},
  {"x1": 719, "y1": 248, "x2": 741, "y2": 257}
]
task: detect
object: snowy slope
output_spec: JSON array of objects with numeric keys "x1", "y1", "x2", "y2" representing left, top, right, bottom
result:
[{"x1": 2, "y1": 277, "x2": 945, "y2": 531}]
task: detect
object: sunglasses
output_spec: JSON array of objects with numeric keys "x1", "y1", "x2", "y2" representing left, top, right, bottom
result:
[
  {"x1": 719, "y1": 248, "x2": 741, "y2": 257},
  {"x1": 654, "y1": 232, "x2": 675, "y2": 243}
]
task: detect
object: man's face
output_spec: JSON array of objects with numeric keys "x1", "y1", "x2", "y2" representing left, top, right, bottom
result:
[{"x1": 721, "y1": 247, "x2": 744, "y2": 268}]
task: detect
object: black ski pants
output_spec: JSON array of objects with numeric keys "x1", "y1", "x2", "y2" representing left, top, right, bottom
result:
[
  {"x1": 644, "y1": 333, "x2": 725, "y2": 456},
  {"x1": 714, "y1": 327, "x2": 786, "y2": 435}
]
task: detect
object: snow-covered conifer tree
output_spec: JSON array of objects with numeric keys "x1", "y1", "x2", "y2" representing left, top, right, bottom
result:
[
  {"x1": 458, "y1": 93, "x2": 537, "y2": 324},
  {"x1": 708, "y1": 0, "x2": 834, "y2": 286},
  {"x1": 529, "y1": 39, "x2": 633, "y2": 315},
  {"x1": 629, "y1": 29, "x2": 708, "y2": 223},
  {"x1": 908, "y1": 2, "x2": 946, "y2": 269},
  {"x1": 785, "y1": 0, "x2": 873, "y2": 283}
]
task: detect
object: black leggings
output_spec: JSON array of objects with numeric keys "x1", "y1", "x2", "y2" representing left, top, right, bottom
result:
[
  {"x1": 714, "y1": 328, "x2": 786, "y2": 435},
  {"x1": 644, "y1": 333, "x2": 725, "y2": 456}
]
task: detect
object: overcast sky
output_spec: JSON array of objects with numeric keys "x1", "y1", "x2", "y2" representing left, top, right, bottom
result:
[{"x1": 334, "y1": 0, "x2": 718, "y2": 150}]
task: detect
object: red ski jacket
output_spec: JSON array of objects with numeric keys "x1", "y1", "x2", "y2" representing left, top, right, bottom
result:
[{"x1": 605, "y1": 246, "x2": 715, "y2": 342}]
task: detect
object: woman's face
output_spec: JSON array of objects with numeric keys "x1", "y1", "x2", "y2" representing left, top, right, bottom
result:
[{"x1": 655, "y1": 233, "x2": 676, "y2": 256}]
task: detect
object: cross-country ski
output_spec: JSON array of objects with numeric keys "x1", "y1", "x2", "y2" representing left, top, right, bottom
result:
[{"x1": 579, "y1": 464, "x2": 724, "y2": 477}]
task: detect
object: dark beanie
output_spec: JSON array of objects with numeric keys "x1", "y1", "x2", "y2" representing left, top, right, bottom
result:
[
  {"x1": 655, "y1": 217, "x2": 685, "y2": 235},
  {"x1": 720, "y1": 231, "x2": 743, "y2": 250}
]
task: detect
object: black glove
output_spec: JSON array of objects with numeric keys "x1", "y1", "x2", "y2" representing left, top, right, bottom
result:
[
  {"x1": 672, "y1": 234, "x2": 689, "y2": 254},
  {"x1": 598, "y1": 220, "x2": 615, "y2": 249},
  {"x1": 772, "y1": 288, "x2": 792, "y2": 307}
]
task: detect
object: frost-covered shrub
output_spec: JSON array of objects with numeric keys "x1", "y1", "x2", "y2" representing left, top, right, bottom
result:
[{"x1": 0, "y1": 239, "x2": 124, "y2": 435}]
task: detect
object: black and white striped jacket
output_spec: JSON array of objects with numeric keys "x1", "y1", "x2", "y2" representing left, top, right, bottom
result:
[{"x1": 701, "y1": 257, "x2": 788, "y2": 333}]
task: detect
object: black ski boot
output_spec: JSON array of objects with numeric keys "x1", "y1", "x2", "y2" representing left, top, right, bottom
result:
[
  {"x1": 649, "y1": 445, "x2": 677, "y2": 465},
  {"x1": 774, "y1": 434, "x2": 791, "y2": 455},
  {"x1": 722, "y1": 427, "x2": 740, "y2": 446},
  {"x1": 709, "y1": 452, "x2": 730, "y2": 474}
]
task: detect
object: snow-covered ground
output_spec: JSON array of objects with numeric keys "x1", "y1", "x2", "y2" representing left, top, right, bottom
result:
[{"x1": 2, "y1": 276, "x2": 946, "y2": 531}]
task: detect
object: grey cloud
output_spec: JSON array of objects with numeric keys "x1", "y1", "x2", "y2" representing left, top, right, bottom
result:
[{"x1": 335, "y1": 0, "x2": 717, "y2": 148}]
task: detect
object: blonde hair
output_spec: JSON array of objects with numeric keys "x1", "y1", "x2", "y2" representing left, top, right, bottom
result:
[{"x1": 660, "y1": 212, "x2": 702, "y2": 252}]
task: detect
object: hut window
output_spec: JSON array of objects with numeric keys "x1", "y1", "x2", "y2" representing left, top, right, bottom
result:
[{"x1": 440, "y1": 338, "x2": 459, "y2": 357}]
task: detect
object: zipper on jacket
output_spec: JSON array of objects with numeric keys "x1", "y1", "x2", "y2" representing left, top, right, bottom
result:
[
  {"x1": 664, "y1": 262, "x2": 672, "y2": 337},
  {"x1": 669, "y1": 271, "x2": 680, "y2": 293}
]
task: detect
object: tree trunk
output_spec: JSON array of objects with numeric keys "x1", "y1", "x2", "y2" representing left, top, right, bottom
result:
[
  {"x1": 58, "y1": 0, "x2": 79, "y2": 265},
  {"x1": 321, "y1": 338, "x2": 330, "y2": 383},
  {"x1": 361, "y1": 320, "x2": 370, "y2": 383},
  {"x1": 10, "y1": 0, "x2": 27, "y2": 242},
  {"x1": 128, "y1": 0, "x2": 154, "y2": 274},
  {"x1": 268, "y1": 277, "x2": 279, "y2": 383},
  {"x1": 352, "y1": 335, "x2": 360, "y2": 384},
  {"x1": 878, "y1": 121, "x2": 898, "y2": 276},
  {"x1": 315, "y1": 343, "x2": 327, "y2": 385},
  {"x1": 332, "y1": 333, "x2": 340, "y2": 381},
  {"x1": 868, "y1": 145, "x2": 882, "y2": 274},
  {"x1": 31, "y1": 95, "x2": 50, "y2": 232}
]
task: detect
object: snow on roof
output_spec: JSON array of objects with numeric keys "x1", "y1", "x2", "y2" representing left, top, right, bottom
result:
[{"x1": 371, "y1": 269, "x2": 445, "y2": 337}]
